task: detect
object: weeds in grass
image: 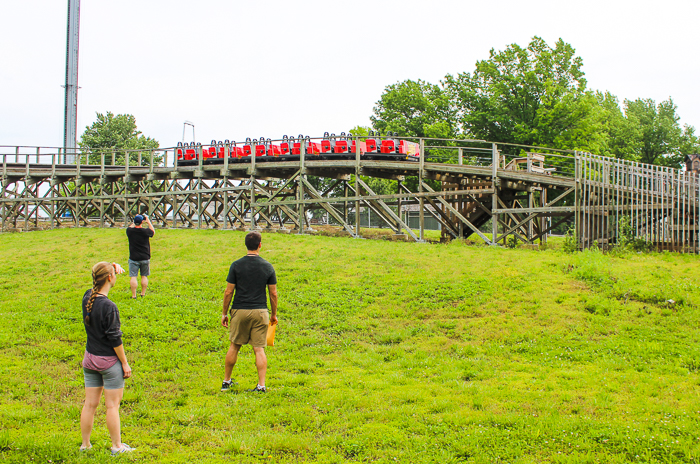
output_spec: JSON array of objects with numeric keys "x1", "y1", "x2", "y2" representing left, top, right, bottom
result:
[
  {"x1": 615, "y1": 215, "x2": 654, "y2": 253},
  {"x1": 562, "y1": 227, "x2": 579, "y2": 254}
]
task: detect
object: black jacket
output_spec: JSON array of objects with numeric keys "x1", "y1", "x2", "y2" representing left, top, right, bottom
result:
[{"x1": 82, "y1": 289, "x2": 123, "y2": 356}]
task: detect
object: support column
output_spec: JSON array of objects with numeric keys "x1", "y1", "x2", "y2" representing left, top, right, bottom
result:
[
  {"x1": 24, "y1": 153, "x2": 30, "y2": 231},
  {"x1": 250, "y1": 142, "x2": 257, "y2": 230},
  {"x1": 50, "y1": 152, "x2": 56, "y2": 229},
  {"x1": 574, "y1": 151, "x2": 580, "y2": 249},
  {"x1": 223, "y1": 143, "x2": 230, "y2": 230},
  {"x1": 98, "y1": 153, "x2": 104, "y2": 228},
  {"x1": 541, "y1": 188, "x2": 547, "y2": 245},
  {"x1": 197, "y1": 145, "x2": 203, "y2": 229},
  {"x1": 355, "y1": 136, "x2": 361, "y2": 238},
  {"x1": 528, "y1": 188, "x2": 534, "y2": 242},
  {"x1": 419, "y1": 139, "x2": 425, "y2": 241},
  {"x1": 491, "y1": 143, "x2": 499, "y2": 245},
  {"x1": 266, "y1": 180, "x2": 274, "y2": 231},
  {"x1": 148, "y1": 151, "x2": 154, "y2": 221},
  {"x1": 298, "y1": 140, "x2": 305, "y2": 235},
  {"x1": 197, "y1": 178, "x2": 203, "y2": 229},
  {"x1": 173, "y1": 180, "x2": 178, "y2": 228},
  {"x1": 397, "y1": 180, "x2": 403, "y2": 235},
  {"x1": 249, "y1": 179, "x2": 257, "y2": 230},
  {"x1": 343, "y1": 181, "x2": 348, "y2": 227},
  {"x1": 124, "y1": 150, "x2": 129, "y2": 228},
  {"x1": 73, "y1": 149, "x2": 81, "y2": 229},
  {"x1": 1, "y1": 152, "x2": 9, "y2": 231}
]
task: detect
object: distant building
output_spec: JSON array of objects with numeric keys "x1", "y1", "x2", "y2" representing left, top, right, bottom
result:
[{"x1": 684, "y1": 154, "x2": 700, "y2": 174}]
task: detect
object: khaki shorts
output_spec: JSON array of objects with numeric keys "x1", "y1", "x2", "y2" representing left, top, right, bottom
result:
[{"x1": 229, "y1": 308, "x2": 269, "y2": 347}]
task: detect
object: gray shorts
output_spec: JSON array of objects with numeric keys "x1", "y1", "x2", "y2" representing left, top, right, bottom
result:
[
  {"x1": 83, "y1": 361, "x2": 125, "y2": 390},
  {"x1": 128, "y1": 259, "x2": 150, "y2": 278}
]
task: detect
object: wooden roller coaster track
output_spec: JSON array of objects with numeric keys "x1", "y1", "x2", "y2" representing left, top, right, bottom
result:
[{"x1": 1, "y1": 137, "x2": 698, "y2": 252}]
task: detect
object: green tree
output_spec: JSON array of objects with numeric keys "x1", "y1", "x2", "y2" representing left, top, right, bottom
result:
[
  {"x1": 348, "y1": 125, "x2": 371, "y2": 138},
  {"x1": 79, "y1": 112, "x2": 160, "y2": 166},
  {"x1": 593, "y1": 92, "x2": 641, "y2": 160},
  {"x1": 621, "y1": 98, "x2": 698, "y2": 167},
  {"x1": 371, "y1": 79, "x2": 457, "y2": 139},
  {"x1": 444, "y1": 37, "x2": 604, "y2": 153}
]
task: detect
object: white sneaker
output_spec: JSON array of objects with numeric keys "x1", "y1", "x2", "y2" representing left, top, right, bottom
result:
[{"x1": 111, "y1": 443, "x2": 135, "y2": 455}]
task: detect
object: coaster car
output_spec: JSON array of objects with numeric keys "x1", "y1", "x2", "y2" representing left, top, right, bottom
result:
[
  {"x1": 176, "y1": 142, "x2": 199, "y2": 166},
  {"x1": 174, "y1": 131, "x2": 419, "y2": 165}
]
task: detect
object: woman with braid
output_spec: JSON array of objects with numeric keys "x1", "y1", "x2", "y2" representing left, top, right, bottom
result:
[{"x1": 79, "y1": 261, "x2": 135, "y2": 455}]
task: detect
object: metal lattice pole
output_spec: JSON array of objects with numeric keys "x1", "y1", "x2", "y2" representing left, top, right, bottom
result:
[{"x1": 63, "y1": 0, "x2": 80, "y2": 163}]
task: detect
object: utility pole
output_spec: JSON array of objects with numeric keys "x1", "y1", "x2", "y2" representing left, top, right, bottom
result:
[{"x1": 63, "y1": 0, "x2": 80, "y2": 164}]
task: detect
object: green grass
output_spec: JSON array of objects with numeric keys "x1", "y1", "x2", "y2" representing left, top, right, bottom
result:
[{"x1": 0, "y1": 228, "x2": 699, "y2": 463}]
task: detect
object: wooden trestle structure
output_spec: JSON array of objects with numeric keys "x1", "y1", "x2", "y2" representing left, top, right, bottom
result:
[{"x1": 1, "y1": 138, "x2": 699, "y2": 252}]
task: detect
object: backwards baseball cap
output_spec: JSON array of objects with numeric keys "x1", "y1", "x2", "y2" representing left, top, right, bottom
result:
[{"x1": 134, "y1": 215, "x2": 144, "y2": 225}]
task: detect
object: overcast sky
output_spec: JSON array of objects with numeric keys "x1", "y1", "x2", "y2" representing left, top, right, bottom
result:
[{"x1": 1, "y1": 0, "x2": 698, "y2": 150}]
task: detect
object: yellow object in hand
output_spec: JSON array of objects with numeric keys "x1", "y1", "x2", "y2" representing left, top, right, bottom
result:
[{"x1": 267, "y1": 321, "x2": 277, "y2": 347}]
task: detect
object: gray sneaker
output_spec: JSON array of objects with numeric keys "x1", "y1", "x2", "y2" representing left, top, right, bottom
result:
[{"x1": 248, "y1": 385, "x2": 266, "y2": 393}]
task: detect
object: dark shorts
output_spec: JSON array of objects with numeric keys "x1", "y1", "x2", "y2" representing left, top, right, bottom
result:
[
  {"x1": 83, "y1": 360, "x2": 125, "y2": 390},
  {"x1": 128, "y1": 259, "x2": 150, "y2": 278},
  {"x1": 229, "y1": 308, "x2": 269, "y2": 347}
]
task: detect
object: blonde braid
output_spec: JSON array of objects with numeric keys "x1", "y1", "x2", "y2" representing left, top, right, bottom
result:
[{"x1": 85, "y1": 262, "x2": 113, "y2": 326}]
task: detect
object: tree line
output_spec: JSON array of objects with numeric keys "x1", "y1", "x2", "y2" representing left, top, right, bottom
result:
[{"x1": 370, "y1": 36, "x2": 699, "y2": 167}]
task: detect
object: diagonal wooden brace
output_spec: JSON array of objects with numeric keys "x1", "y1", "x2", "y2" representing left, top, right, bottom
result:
[
  {"x1": 301, "y1": 177, "x2": 356, "y2": 235},
  {"x1": 420, "y1": 181, "x2": 492, "y2": 245},
  {"x1": 357, "y1": 178, "x2": 419, "y2": 241}
]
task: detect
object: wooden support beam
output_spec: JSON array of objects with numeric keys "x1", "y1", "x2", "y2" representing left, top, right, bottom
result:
[
  {"x1": 494, "y1": 205, "x2": 575, "y2": 214},
  {"x1": 301, "y1": 177, "x2": 356, "y2": 235},
  {"x1": 421, "y1": 181, "x2": 492, "y2": 245},
  {"x1": 357, "y1": 178, "x2": 419, "y2": 241}
]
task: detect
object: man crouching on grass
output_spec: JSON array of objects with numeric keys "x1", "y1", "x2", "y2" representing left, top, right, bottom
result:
[{"x1": 221, "y1": 231, "x2": 278, "y2": 393}]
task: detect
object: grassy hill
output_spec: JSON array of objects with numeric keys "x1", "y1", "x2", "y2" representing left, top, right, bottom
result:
[{"x1": 0, "y1": 228, "x2": 699, "y2": 463}]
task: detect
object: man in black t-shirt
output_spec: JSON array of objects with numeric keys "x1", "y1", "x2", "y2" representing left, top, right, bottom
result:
[
  {"x1": 125, "y1": 214, "x2": 155, "y2": 299},
  {"x1": 221, "y1": 231, "x2": 278, "y2": 393}
]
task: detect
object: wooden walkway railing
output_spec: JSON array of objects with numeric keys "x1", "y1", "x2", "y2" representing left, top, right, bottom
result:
[{"x1": 576, "y1": 154, "x2": 699, "y2": 252}]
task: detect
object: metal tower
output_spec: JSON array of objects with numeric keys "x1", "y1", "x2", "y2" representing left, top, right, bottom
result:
[{"x1": 63, "y1": 0, "x2": 80, "y2": 163}]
